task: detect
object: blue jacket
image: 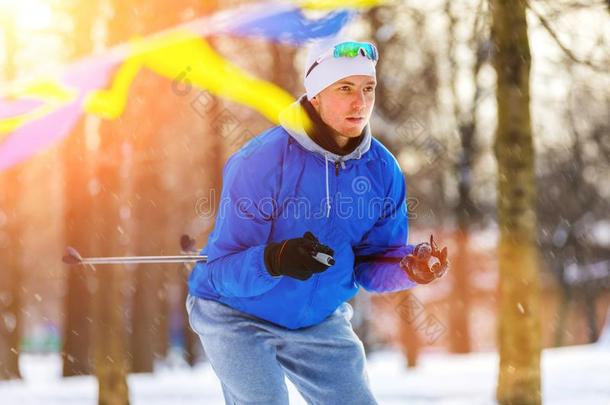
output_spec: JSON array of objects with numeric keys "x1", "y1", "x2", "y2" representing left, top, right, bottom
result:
[{"x1": 188, "y1": 98, "x2": 417, "y2": 329}]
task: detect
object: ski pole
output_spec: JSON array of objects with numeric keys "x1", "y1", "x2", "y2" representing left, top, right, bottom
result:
[
  {"x1": 62, "y1": 246, "x2": 207, "y2": 266},
  {"x1": 63, "y1": 234, "x2": 335, "y2": 267}
]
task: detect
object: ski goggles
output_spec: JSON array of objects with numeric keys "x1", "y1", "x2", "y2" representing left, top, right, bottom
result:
[{"x1": 305, "y1": 41, "x2": 379, "y2": 78}]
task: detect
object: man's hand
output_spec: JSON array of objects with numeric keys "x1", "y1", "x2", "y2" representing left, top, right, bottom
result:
[
  {"x1": 264, "y1": 231, "x2": 335, "y2": 281},
  {"x1": 400, "y1": 235, "x2": 449, "y2": 284}
]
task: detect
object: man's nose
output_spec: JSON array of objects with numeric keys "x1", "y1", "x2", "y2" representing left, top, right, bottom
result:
[{"x1": 351, "y1": 91, "x2": 366, "y2": 109}]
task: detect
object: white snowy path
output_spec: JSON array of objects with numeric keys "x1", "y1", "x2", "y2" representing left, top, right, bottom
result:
[{"x1": 0, "y1": 344, "x2": 608, "y2": 404}]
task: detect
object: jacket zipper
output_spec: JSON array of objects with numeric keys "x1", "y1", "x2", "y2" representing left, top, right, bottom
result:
[{"x1": 304, "y1": 162, "x2": 338, "y2": 324}]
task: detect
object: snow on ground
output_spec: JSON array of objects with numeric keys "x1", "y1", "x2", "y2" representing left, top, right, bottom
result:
[{"x1": 0, "y1": 343, "x2": 608, "y2": 405}]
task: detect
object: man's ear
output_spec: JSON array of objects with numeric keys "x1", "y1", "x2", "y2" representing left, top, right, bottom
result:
[{"x1": 310, "y1": 95, "x2": 319, "y2": 109}]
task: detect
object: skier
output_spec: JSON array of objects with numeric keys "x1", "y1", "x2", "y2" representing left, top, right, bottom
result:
[{"x1": 186, "y1": 37, "x2": 449, "y2": 404}]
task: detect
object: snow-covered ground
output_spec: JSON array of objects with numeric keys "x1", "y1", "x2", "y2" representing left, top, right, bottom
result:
[{"x1": 0, "y1": 343, "x2": 608, "y2": 404}]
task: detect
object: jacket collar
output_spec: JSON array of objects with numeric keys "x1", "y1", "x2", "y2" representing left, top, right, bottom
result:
[{"x1": 278, "y1": 94, "x2": 372, "y2": 163}]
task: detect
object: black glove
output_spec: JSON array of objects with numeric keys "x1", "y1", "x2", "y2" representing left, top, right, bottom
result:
[{"x1": 264, "y1": 231, "x2": 334, "y2": 281}]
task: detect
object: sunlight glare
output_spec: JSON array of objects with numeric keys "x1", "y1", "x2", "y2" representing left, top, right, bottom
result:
[{"x1": 0, "y1": 0, "x2": 55, "y2": 32}]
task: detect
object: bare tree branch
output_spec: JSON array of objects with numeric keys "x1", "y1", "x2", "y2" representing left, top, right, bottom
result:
[{"x1": 526, "y1": 0, "x2": 609, "y2": 73}]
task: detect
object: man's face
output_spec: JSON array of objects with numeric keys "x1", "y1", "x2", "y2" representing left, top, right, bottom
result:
[{"x1": 310, "y1": 75, "x2": 376, "y2": 139}]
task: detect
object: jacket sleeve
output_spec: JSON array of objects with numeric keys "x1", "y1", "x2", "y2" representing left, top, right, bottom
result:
[
  {"x1": 353, "y1": 158, "x2": 418, "y2": 293},
  {"x1": 191, "y1": 150, "x2": 282, "y2": 298}
]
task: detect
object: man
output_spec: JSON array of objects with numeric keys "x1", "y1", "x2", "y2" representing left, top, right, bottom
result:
[{"x1": 187, "y1": 37, "x2": 449, "y2": 404}]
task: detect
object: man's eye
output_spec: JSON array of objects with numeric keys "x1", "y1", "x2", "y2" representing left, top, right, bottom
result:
[
  {"x1": 340, "y1": 86, "x2": 351, "y2": 91},
  {"x1": 365, "y1": 86, "x2": 375, "y2": 92}
]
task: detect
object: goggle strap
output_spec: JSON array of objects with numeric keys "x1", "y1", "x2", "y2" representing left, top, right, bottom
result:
[{"x1": 305, "y1": 61, "x2": 321, "y2": 78}]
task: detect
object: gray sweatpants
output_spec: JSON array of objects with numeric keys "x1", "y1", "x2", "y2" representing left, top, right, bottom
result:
[{"x1": 186, "y1": 295, "x2": 378, "y2": 405}]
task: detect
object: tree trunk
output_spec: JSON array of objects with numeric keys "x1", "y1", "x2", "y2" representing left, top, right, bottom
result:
[
  {"x1": 445, "y1": 0, "x2": 480, "y2": 354},
  {"x1": 92, "y1": 120, "x2": 130, "y2": 405},
  {"x1": 450, "y1": 229, "x2": 472, "y2": 353},
  {"x1": 0, "y1": 168, "x2": 23, "y2": 380},
  {"x1": 129, "y1": 72, "x2": 172, "y2": 373},
  {"x1": 61, "y1": 0, "x2": 100, "y2": 376},
  {"x1": 61, "y1": 126, "x2": 95, "y2": 375},
  {"x1": 491, "y1": 1, "x2": 542, "y2": 404},
  {"x1": 398, "y1": 299, "x2": 420, "y2": 368},
  {"x1": 90, "y1": 1, "x2": 134, "y2": 401},
  {"x1": 0, "y1": 14, "x2": 23, "y2": 381}
]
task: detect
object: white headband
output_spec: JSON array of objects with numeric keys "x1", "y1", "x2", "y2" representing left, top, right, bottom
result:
[{"x1": 303, "y1": 37, "x2": 377, "y2": 100}]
